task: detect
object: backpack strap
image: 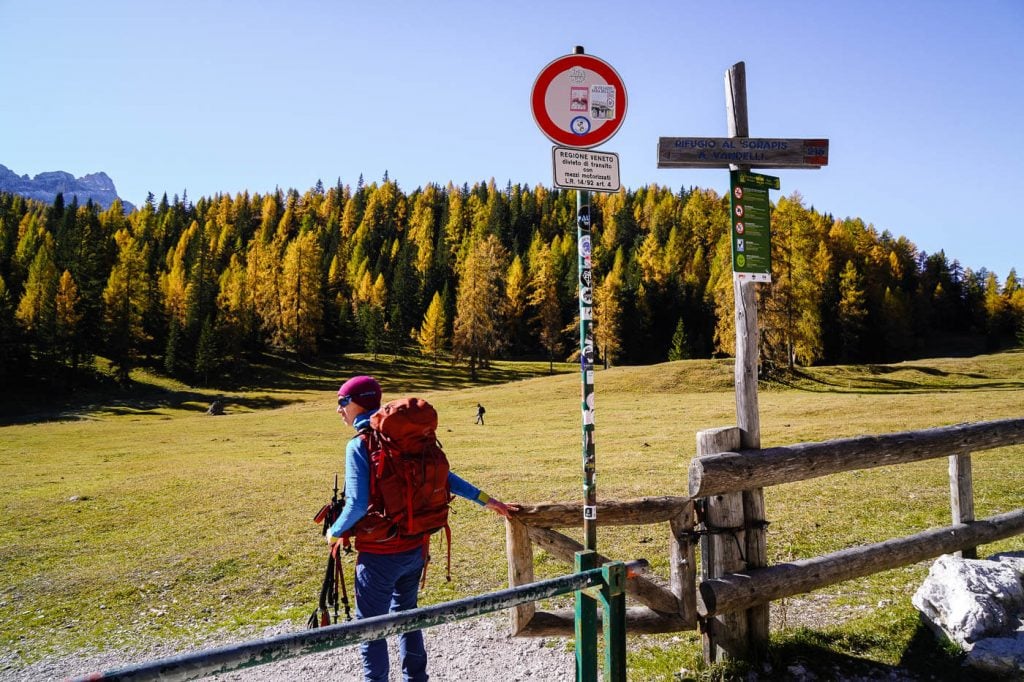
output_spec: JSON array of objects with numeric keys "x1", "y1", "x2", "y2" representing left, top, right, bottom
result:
[
  {"x1": 419, "y1": 522, "x2": 453, "y2": 588},
  {"x1": 355, "y1": 426, "x2": 385, "y2": 496},
  {"x1": 341, "y1": 427, "x2": 377, "y2": 554}
]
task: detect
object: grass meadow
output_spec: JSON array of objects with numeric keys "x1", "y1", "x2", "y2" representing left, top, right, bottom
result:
[{"x1": 1, "y1": 350, "x2": 1022, "y2": 679}]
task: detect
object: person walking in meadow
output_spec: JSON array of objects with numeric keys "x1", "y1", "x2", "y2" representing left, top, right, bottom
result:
[
  {"x1": 327, "y1": 375, "x2": 515, "y2": 682},
  {"x1": 474, "y1": 402, "x2": 486, "y2": 425}
]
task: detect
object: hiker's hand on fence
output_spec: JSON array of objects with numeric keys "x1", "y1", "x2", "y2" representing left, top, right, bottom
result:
[{"x1": 485, "y1": 498, "x2": 518, "y2": 518}]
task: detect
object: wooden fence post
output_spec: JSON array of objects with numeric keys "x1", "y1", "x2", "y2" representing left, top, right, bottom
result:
[
  {"x1": 949, "y1": 453, "x2": 978, "y2": 559},
  {"x1": 670, "y1": 502, "x2": 697, "y2": 625},
  {"x1": 696, "y1": 426, "x2": 746, "y2": 663},
  {"x1": 506, "y1": 517, "x2": 535, "y2": 634}
]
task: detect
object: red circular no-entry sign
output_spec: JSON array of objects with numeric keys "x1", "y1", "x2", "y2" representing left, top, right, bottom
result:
[{"x1": 531, "y1": 53, "x2": 627, "y2": 149}]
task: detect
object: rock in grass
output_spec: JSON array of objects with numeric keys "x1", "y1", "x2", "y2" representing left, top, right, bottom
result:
[
  {"x1": 966, "y1": 631, "x2": 1024, "y2": 676},
  {"x1": 912, "y1": 553, "x2": 1024, "y2": 675},
  {"x1": 912, "y1": 554, "x2": 1023, "y2": 645}
]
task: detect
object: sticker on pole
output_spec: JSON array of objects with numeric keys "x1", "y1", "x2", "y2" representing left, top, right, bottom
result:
[{"x1": 531, "y1": 53, "x2": 628, "y2": 149}]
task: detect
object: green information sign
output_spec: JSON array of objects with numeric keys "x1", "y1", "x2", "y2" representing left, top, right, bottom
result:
[{"x1": 729, "y1": 170, "x2": 779, "y2": 282}]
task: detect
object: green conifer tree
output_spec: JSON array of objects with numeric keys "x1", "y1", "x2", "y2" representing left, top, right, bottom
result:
[
  {"x1": 194, "y1": 317, "x2": 218, "y2": 386},
  {"x1": 0, "y1": 274, "x2": 23, "y2": 384},
  {"x1": 164, "y1": 317, "x2": 184, "y2": 377},
  {"x1": 668, "y1": 317, "x2": 690, "y2": 361}
]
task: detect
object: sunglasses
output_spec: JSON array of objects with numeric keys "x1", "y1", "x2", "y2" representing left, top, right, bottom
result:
[{"x1": 337, "y1": 395, "x2": 351, "y2": 408}]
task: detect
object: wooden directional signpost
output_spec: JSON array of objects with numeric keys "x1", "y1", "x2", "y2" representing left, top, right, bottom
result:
[
  {"x1": 658, "y1": 62, "x2": 828, "y2": 663},
  {"x1": 532, "y1": 46, "x2": 627, "y2": 682},
  {"x1": 658, "y1": 137, "x2": 828, "y2": 169}
]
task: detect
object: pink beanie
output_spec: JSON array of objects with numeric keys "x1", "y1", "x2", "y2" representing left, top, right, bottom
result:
[{"x1": 338, "y1": 375, "x2": 382, "y2": 410}]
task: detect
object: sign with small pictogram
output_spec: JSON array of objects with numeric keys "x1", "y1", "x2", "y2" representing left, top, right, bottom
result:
[
  {"x1": 729, "y1": 171, "x2": 779, "y2": 281},
  {"x1": 531, "y1": 53, "x2": 628, "y2": 149}
]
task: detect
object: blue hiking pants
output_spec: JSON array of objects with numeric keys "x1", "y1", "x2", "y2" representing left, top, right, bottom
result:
[{"x1": 355, "y1": 547, "x2": 428, "y2": 681}]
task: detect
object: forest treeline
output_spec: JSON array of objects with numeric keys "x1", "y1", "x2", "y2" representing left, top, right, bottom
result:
[{"x1": 1, "y1": 176, "x2": 1022, "y2": 387}]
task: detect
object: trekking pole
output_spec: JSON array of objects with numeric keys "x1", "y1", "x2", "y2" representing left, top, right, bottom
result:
[
  {"x1": 332, "y1": 556, "x2": 340, "y2": 624},
  {"x1": 327, "y1": 474, "x2": 340, "y2": 535},
  {"x1": 309, "y1": 551, "x2": 336, "y2": 628},
  {"x1": 310, "y1": 474, "x2": 349, "y2": 628},
  {"x1": 332, "y1": 541, "x2": 352, "y2": 621}
]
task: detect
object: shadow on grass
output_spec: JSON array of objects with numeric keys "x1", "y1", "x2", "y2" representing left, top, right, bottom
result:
[
  {"x1": 350, "y1": 356, "x2": 561, "y2": 394},
  {"x1": 0, "y1": 364, "x2": 304, "y2": 426},
  {"x1": 206, "y1": 351, "x2": 564, "y2": 395},
  {"x1": 770, "y1": 365, "x2": 1024, "y2": 395},
  {"x1": 0, "y1": 385, "x2": 302, "y2": 426},
  {"x1": 766, "y1": 621, "x2": 1001, "y2": 682},
  {"x1": 0, "y1": 352, "x2": 564, "y2": 427}
]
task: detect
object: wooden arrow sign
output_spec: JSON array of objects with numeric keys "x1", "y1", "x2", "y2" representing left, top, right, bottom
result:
[{"x1": 657, "y1": 137, "x2": 828, "y2": 169}]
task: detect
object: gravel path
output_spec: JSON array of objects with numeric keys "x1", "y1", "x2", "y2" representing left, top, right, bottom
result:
[
  {"x1": 3, "y1": 616, "x2": 576, "y2": 682},
  {"x1": 2, "y1": 597, "x2": 929, "y2": 681}
]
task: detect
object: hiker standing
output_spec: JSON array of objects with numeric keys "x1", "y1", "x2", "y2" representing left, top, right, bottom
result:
[
  {"x1": 474, "y1": 402, "x2": 486, "y2": 425},
  {"x1": 327, "y1": 375, "x2": 514, "y2": 682}
]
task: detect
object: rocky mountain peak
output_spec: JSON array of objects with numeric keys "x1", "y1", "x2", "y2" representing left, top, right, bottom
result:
[{"x1": 0, "y1": 163, "x2": 133, "y2": 212}]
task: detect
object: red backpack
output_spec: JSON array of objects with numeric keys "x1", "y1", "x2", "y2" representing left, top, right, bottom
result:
[{"x1": 345, "y1": 398, "x2": 453, "y2": 576}]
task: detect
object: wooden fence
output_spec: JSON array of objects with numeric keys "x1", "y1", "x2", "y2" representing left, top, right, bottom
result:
[
  {"x1": 693, "y1": 417, "x2": 1024, "y2": 661},
  {"x1": 505, "y1": 496, "x2": 696, "y2": 635},
  {"x1": 505, "y1": 417, "x2": 1024, "y2": 665}
]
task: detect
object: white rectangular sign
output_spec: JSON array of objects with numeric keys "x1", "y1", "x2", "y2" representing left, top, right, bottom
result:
[{"x1": 552, "y1": 147, "x2": 620, "y2": 192}]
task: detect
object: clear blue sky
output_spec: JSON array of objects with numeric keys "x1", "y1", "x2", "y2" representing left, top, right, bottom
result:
[{"x1": 2, "y1": 1, "x2": 1021, "y2": 279}]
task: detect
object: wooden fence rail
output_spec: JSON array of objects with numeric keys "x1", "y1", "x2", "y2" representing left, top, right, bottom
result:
[
  {"x1": 698, "y1": 508, "x2": 1024, "y2": 617},
  {"x1": 501, "y1": 417, "x2": 1023, "y2": 666},
  {"x1": 693, "y1": 416, "x2": 1024, "y2": 662},
  {"x1": 506, "y1": 496, "x2": 696, "y2": 636},
  {"x1": 689, "y1": 418, "x2": 1024, "y2": 498}
]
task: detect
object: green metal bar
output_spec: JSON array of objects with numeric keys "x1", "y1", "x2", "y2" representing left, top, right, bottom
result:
[
  {"x1": 575, "y1": 550, "x2": 598, "y2": 682},
  {"x1": 70, "y1": 566, "x2": 634, "y2": 682},
  {"x1": 601, "y1": 561, "x2": 627, "y2": 681}
]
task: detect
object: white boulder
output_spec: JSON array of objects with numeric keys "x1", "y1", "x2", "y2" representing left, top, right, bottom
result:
[{"x1": 912, "y1": 552, "x2": 1024, "y2": 676}]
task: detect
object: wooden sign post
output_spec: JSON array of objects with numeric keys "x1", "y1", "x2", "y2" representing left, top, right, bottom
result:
[{"x1": 658, "y1": 61, "x2": 827, "y2": 663}]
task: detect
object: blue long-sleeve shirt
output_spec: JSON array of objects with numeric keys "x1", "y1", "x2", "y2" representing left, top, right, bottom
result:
[{"x1": 327, "y1": 410, "x2": 486, "y2": 541}]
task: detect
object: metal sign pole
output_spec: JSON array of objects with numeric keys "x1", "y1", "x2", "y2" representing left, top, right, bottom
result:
[
  {"x1": 573, "y1": 44, "x2": 598, "y2": 682},
  {"x1": 578, "y1": 187, "x2": 597, "y2": 551}
]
